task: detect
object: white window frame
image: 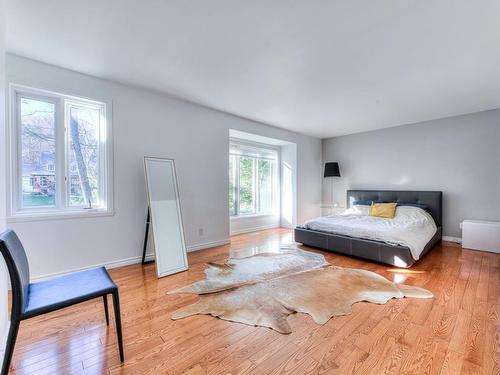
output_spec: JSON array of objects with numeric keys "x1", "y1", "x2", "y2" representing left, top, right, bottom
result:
[
  {"x1": 7, "y1": 84, "x2": 114, "y2": 222},
  {"x1": 229, "y1": 139, "x2": 280, "y2": 218}
]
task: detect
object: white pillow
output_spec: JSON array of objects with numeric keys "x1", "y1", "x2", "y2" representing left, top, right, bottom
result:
[{"x1": 342, "y1": 204, "x2": 370, "y2": 215}]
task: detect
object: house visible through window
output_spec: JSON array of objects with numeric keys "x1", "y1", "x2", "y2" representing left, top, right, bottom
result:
[
  {"x1": 10, "y1": 86, "x2": 112, "y2": 217},
  {"x1": 229, "y1": 141, "x2": 279, "y2": 216}
]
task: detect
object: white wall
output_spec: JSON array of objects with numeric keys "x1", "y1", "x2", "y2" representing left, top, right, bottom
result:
[
  {"x1": 281, "y1": 143, "x2": 297, "y2": 228},
  {"x1": 0, "y1": 0, "x2": 9, "y2": 364},
  {"x1": 230, "y1": 214, "x2": 281, "y2": 235},
  {"x1": 5, "y1": 54, "x2": 322, "y2": 278},
  {"x1": 322, "y1": 109, "x2": 500, "y2": 238}
]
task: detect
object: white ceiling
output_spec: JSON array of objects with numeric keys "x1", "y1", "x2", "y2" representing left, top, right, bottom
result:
[{"x1": 6, "y1": 1, "x2": 500, "y2": 138}]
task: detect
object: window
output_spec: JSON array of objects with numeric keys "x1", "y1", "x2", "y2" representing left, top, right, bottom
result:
[
  {"x1": 229, "y1": 141, "x2": 279, "y2": 216},
  {"x1": 9, "y1": 85, "x2": 113, "y2": 218}
]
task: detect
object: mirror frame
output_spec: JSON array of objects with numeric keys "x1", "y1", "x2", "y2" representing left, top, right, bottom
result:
[{"x1": 143, "y1": 156, "x2": 188, "y2": 277}]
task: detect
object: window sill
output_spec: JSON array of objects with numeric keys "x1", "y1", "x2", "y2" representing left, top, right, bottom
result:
[
  {"x1": 230, "y1": 213, "x2": 279, "y2": 220},
  {"x1": 7, "y1": 209, "x2": 115, "y2": 223}
]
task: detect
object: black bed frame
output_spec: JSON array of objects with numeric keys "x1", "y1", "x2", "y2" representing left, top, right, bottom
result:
[{"x1": 295, "y1": 190, "x2": 442, "y2": 267}]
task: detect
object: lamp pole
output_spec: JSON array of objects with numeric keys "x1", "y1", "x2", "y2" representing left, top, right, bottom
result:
[{"x1": 331, "y1": 178, "x2": 339, "y2": 207}]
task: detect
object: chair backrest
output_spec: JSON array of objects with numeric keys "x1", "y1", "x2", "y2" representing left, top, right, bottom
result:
[{"x1": 0, "y1": 230, "x2": 30, "y2": 316}]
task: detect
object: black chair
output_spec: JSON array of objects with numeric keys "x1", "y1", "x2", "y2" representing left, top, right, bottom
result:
[{"x1": 0, "y1": 229, "x2": 124, "y2": 375}]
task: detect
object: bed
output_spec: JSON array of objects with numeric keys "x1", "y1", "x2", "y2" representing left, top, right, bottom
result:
[{"x1": 295, "y1": 190, "x2": 442, "y2": 267}]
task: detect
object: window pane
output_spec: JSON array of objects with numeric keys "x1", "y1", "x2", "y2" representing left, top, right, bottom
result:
[
  {"x1": 229, "y1": 155, "x2": 237, "y2": 216},
  {"x1": 239, "y1": 157, "x2": 254, "y2": 214},
  {"x1": 68, "y1": 105, "x2": 101, "y2": 206},
  {"x1": 20, "y1": 98, "x2": 56, "y2": 207},
  {"x1": 258, "y1": 159, "x2": 273, "y2": 213}
]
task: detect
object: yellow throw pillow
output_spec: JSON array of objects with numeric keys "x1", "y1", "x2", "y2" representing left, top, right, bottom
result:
[{"x1": 369, "y1": 202, "x2": 397, "y2": 218}]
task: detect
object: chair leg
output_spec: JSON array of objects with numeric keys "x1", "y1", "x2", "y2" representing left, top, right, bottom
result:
[
  {"x1": 103, "y1": 295, "x2": 109, "y2": 326},
  {"x1": 112, "y1": 290, "x2": 125, "y2": 362},
  {"x1": 1, "y1": 320, "x2": 20, "y2": 375}
]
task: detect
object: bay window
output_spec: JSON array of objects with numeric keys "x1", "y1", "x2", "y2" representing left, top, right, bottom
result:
[{"x1": 229, "y1": 141, "x2": 279, "y2": 216}]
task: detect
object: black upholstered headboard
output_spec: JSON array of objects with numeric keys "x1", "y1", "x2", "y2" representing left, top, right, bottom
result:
[{"x1": 346, "y1": 190, "x2": 443, "y2": 227}]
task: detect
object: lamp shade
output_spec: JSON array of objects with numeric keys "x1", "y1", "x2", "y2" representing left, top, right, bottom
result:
[{"x1": 324, "y1": 162, "x2": 340, "y2": 177}]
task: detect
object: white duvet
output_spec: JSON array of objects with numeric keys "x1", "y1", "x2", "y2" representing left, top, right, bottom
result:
[{"x1": 303, "y1": 205, "x2": 437, "y2": 260}]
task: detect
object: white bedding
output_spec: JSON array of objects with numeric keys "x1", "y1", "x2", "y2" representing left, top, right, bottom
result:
[{"x1": 303, "y1": 205, "x2": 437, "y2": 260}]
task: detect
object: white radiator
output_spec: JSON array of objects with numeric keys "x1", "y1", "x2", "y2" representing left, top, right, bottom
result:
[{"x1": 461, "y1": 220, "x2": 500, "y2": 253}]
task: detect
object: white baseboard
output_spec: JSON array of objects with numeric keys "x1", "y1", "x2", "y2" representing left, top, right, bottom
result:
[
  {"x1": 230, "y1": 224, "x2": 279, "y2": 236},
  {"x1": 30, "y1": 238, "x2": 230, "y2": 282},
  {"x1": 186, "y1": 239, "x2": 231, "y2": 252},
  {"x1": 31, "y1": 253, "x2": 154, "y2": 282},
  {"x1": 442, "y1": 236, "x2": 462, "y2": 244}
]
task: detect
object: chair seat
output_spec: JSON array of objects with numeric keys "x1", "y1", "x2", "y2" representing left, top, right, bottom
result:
[{"x1": 24, "y1": 267, "x2": 117, "y2": 318}]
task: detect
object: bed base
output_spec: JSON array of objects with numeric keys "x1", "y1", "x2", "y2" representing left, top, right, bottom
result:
[{"x1": 295, "y1": 227, "x2": 442, "y2": 268}]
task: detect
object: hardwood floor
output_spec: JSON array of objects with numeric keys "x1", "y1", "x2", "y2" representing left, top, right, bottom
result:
[{"x1": 8, "y1": 228, "x2": 500, "y2": 374}]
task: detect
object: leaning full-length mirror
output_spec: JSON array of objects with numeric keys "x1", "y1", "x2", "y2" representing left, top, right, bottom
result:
[{"x1": 144, "y1": 157, "x2": 188, "y2": 277}]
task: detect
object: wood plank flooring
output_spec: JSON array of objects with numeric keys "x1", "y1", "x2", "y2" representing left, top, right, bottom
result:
[{"x1": 8, "y1": 228, "x2": 500, "y2": 374}]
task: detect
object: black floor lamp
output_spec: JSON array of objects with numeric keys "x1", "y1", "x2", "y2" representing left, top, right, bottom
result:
[{"x1": 324, "y1": 162, "x2": 341, "y2": 206}]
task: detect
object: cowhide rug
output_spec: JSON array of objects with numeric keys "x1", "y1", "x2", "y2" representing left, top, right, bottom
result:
[{"x1": 168, "y1": 246, "x2": 433, "y2": 333}]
